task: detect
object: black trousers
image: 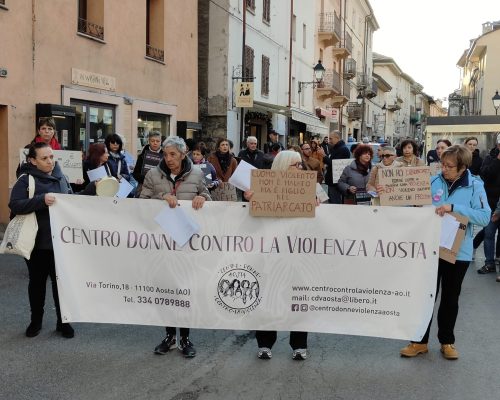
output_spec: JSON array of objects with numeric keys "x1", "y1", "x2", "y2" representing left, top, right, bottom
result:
[
  {"x1": 256, "y1": 330, "x2": 308, "y2": 350},
  {"x1": 25, "y1": 249, "x2": 62, "y2": 324},
  {"x1": 417, "y1": 259, "x2": 469, "y2": 345},
  {"x1": 165, "y1": 327, "x2": 189, "y2": 338}
]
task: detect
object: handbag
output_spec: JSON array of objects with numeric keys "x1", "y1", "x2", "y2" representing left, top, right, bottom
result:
[{"x1": 0, "y1": 175, "x2": 39, "y2": 259}]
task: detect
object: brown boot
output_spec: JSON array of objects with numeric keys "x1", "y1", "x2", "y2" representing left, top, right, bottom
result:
[
  {"x1": 440, "y1": 344, "x2": 459, "y2": 360},
  {"x1": 400, "y1": 342, "x2": 428, "y2": 357}
]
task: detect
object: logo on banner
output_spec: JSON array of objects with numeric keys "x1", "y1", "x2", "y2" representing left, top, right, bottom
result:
[{"x1": 215, "y1": 264, "x2": 262, "y2": 314}]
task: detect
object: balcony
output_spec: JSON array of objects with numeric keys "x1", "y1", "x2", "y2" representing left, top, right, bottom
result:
[
  {"x1": 347, "y1": 102, "x2": 362, "y2": 120},
  {"x1": 77, "y1": 18, "x2": 104, "y2": 41},
  {"x1": 344, "y1": 58, "x2": 356, "y2": 80},
  {"x1": 332, "y1": 32, "x2": 352, "y2": 59},
  {"x1": 364, "y1": 80, "x2": 378, "y2": 99},
  {"x1": 318, "y1": 12, "x2": 341, "y2": 46},
  {"x1": 357, "y1": 73, "x2": 370, "y2": 90},
  {"x1": 146, "y1": 44, "x2": 165, "y2": 63},
  {"x1": 317, "y1": 69, "x2": 342, "y2": 93}
]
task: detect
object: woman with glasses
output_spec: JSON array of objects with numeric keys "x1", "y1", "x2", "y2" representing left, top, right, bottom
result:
[
  {"x1": 337, "y1": 144, "x2": 373, "y2": 205},
  {"x1": 244, "y1": 151, "x2": 311, "y2": 361},
  {"x1": 400, "y1": 145, "x2": 490, "y2": 360},
  {"x1": 366, "y1": 146, "x2": 403, "y2": 205},
  {"x1": 104, "y1": 134, "x2": 131, "y2": 182}
]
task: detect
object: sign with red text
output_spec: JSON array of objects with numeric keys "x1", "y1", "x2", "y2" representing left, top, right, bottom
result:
[
  {"x1": 378, "y1": 167, "x2": 432, "y2": 206},
  {"x1": 250, "y1": 169, "x2": 317, "y2": 217},
  {"x1": 49, "y1": 196, "x2": 441, "y2": 341}
]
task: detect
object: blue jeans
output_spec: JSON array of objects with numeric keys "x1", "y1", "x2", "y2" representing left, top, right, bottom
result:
[{"x1": 483, "y1": 218, "x2": 500, "y2": 264}]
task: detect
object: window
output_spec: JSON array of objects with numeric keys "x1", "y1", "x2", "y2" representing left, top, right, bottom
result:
[
  {"x1": 137, "y1": 111, "x2": 170, "y2": 152},
  {"x1": 244, "y1": 45, "x2": 254, "y2": 82},
  {"x1": 292, "y1": 14, "x2": 296, "y2": 41},
  {"x1": 246, "y1": 0, "x2": 255, "y2": 12},
  {"x1": 78, "y1": 0, "x2": 104, "y2": 41},
  {"x1": 263, "y1": 0, "x2": 270, "y2": 24},
  {"x1": 71, "y1": 101, "x2": 115, "y2": 153},
  {"x1": 302, "y1": 24, "x2": 306, "y2": 48},
  {"x1": 261, "y1": 56, "x2": 270, "y2": 96},
  {"x1": 146, "y1": 0, "x2": 165, "y2": 62}
]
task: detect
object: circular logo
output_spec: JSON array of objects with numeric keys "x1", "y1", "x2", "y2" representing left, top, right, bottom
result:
[{"x1": 215, "y1": 264, "x2": 261, "y2": 313}]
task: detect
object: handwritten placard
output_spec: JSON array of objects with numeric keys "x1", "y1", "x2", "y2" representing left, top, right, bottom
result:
[
  {"x1": 331, "y1": 159, "x2": 352, "y2": 184},
  {"x1": 250, "y1": 169, "x2": 317, "y2": 217},
  {"x1": 439, "y1": 212, "x2": 468, "y2": 264},
  {"x1": 378, "y1": 166, "x2": 432, "y2": 206},
  {"x1": 19, "y1": 149, "x2": 83, "y2": 183}
]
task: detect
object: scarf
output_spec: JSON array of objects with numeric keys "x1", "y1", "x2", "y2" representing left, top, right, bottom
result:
[
  {"x1": 35, "y1": 135, "x2": 61, "y2": 150},
  {"x1": 216, "y1": 151, "x2": 232, "y2": 173},
  {"x1": 355, "y1": 160, "x2": 371, "y2": 176}
]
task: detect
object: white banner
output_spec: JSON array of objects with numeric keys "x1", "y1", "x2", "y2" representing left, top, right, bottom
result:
[{"x1": 50, "y1": 196, "x2": 440, "y2": 341}]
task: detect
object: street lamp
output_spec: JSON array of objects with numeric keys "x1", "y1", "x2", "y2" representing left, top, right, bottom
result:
[
  {"x1": 492, "y1": 90, "x2": 500, "y2": 115},
  {"x1": 298, "y1": 60, "x2": 325, "y2": 93}
]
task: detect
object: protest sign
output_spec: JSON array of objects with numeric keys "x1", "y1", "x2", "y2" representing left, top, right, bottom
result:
[
  {"x1": 250, "y1": 169, "x2": 317, "y2": 217},
  {"x1": 378, "y1": 167, "x2": 432, "y2": 206},
  {"x1": 19, "y1": 148, "x2": 83, "y2": 183}
]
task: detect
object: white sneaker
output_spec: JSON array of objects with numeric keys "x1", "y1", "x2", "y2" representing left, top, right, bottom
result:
[
  {"x1": 292, "y1": 348, "x2": 309, "y2": 360},
  {"x1": 257, "y1": 347, "x2": 272, "y2": 359}
]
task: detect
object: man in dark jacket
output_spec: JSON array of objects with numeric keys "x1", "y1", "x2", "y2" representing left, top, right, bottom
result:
[
  {"x1": 477, "y1": 137, "x2": 500, "y2": 274},
  {"x1": 237, "y1": 136, "x2": 265, "y2": 169},
  {"x1": 323, "y1": 130, "x2": 350, "y2": 204},
  {"x1": 264, "y1": 130, "x2": 285, "y2": 153}
]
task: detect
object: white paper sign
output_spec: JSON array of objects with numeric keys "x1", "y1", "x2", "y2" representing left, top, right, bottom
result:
[
  {"x1": 316, "y1": 183, "x2": 329, "y2": 203},
  {"x1": 228, "y1": 160, "x2": 257, "y2": 191},
  {"x1": 115, "y1": 179, "x2": 134, "y2": 199},
  {"x1": 331, "y1": 159, "x2": 352, "y2": 183},
  {"x1": 154, "y1": 205, "x2": 200, "y2": 247},
  {"x1": 440, "y1": 214, "x2": 460, "y2": 250},
  {"x1": 50, "y1": 196, "x2": 441, "y2": 341},
  {"x1": 87, "y1": 166, "x2": 108, "y2": 182}
]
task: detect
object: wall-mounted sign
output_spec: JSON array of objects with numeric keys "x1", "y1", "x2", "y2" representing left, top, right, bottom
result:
[
  {"x1": 71, "y1": 68, "x2": 116, "y2": 91},
  {"x1": 236, "y1": 82, "x2": 254, "y2": 108}
]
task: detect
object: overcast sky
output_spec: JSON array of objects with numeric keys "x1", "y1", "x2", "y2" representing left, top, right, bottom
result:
[{"x1": 370, "y1": 0, "x2": 500, "y2": 102}]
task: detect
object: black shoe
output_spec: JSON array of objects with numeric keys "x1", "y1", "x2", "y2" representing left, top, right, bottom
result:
[
  {"x1": 179, "y1": 337, "x2": 196, "y2": 358},
  {"x1": 56, "y1": 322, "x2": 74, "y2": 338},
  {"x1": 154, "y1": 333, "x2": 176, "y2": 355},
  {"x1": 477, "y1": 263, "x2": 496, "y2": 274},
  {"x1": 25, "y1": 322, "x2": 42, "y2": 338}
]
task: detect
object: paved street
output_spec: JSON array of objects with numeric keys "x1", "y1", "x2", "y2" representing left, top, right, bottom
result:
[{"x1": 0, "y1": 252, "x2": 499, "y2": 400}]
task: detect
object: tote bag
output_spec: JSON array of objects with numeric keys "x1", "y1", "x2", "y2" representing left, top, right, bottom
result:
[{"x1": 0, "y1": 175, "x2": 38, "y2": 259}]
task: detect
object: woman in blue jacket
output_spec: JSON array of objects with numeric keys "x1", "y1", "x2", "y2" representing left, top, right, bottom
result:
[{"x1": 400, "y1": 145, "x2": 490, "y2": 360}]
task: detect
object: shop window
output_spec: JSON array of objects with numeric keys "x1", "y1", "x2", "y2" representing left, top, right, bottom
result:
[
  {"x1": 137, "y1": 111, "x2": 169, "y2": 153},
  {"x1": 146, "y1": 0, "x2": 165, "y2": 62},
  {"x1": 71, "y1": 101, "x2": 115, "y2": 153},
  {"x1": 262, "y1": 0, "x2": 270, "y2": 24},
  {"x1": 78, "y1": 0, "x2": 105, "y2": 41},
  {"x1": 261, "y1": 55, "x2": 270, "y2": 96},
  {"x1": 244, "y1": 45, "x2": 254, "y2": 82}
]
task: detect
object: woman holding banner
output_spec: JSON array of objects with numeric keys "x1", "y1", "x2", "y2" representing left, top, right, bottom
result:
[
  {"x1": 9, "y1": 143, "x2": 91, "y2": 339},
  {"x1": 400, "y1": 145, "x2": 490, "y2": 360},
  {"x1": 244, "y1": 150, "x2": 311, "y2": 361},
  {"x1": 140, "y1": 136, "x2": 211, "y2": 358}
]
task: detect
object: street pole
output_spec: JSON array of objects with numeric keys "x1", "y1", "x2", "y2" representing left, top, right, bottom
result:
[{"x1": 239, "y1": 0, "x2": 247, "y2": 151}]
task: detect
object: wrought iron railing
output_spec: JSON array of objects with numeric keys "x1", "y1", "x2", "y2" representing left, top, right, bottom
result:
[
  {"x1": 146, "y1": 44, "x2": 165, "y2": 62},
  {"x1": 0, "y1": 0, "x2": 5, "y2": 5},
  {"x1": 78, "y1": 18, "x2": 104, "y2": 40},
  {"x1": 347, "y1": 102, "x2": 362, "y2": 120},
  {"x1": 319, "y1": 69, "x2": 342, "y2": 93},
  {"x1": 318, "y1": 12, "x2": 341, "y2": 39}
]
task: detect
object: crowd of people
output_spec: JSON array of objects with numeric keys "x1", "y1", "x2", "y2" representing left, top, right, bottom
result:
[{"x1": 7, "y1": 118, "x2": 498, "y2": 363}]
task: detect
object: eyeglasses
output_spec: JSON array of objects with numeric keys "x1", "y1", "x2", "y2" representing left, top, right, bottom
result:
[
  {"x1": 380, "y1": 154, "x2": 395, "y2": 158},
  {"x1": 441, "y1": 163, "x2": 457, "y2": 170},
  {"x1": 290, "y1": 162, "x2": 303, "y2": 169}
]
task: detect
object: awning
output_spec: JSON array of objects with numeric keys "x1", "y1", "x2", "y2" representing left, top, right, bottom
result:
[
  {"x1": 291, "y1": 108, "x2": 329, "y2": 135},
  {"x1": 425, "y1": 116, "x2": 500, "y2": 134}
]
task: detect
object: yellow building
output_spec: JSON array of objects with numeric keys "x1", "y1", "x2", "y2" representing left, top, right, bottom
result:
[{"x1": 0, "y1": 0, "x2": 199, "y2": 222}]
